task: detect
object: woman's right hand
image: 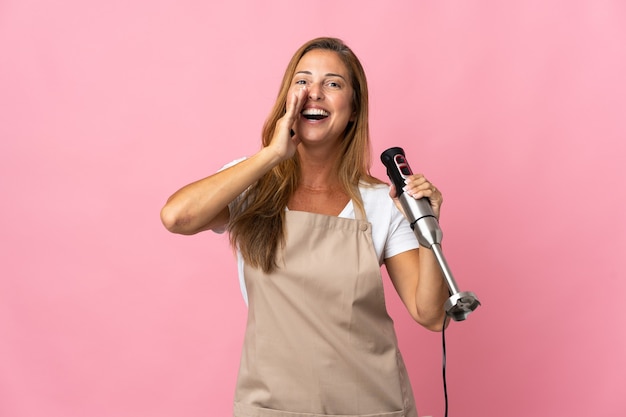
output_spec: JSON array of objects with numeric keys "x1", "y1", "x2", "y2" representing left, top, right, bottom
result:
[{"x1": 267, "y1": 87, "x2": 308, "y2": 161}]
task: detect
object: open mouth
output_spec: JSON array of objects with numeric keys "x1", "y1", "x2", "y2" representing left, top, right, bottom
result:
[{"x1": 301, "y1": 108, "x2": 329, "y2": 121}]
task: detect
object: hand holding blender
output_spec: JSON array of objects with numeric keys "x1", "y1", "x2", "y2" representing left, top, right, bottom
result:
[{"x1": 381, "y1": 147, "x2": 480, "y2": 321}]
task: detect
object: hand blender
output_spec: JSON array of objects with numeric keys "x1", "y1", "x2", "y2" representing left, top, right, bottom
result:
[{"x1": 381, "y1": 147, "x2": 480, "y2": 321}]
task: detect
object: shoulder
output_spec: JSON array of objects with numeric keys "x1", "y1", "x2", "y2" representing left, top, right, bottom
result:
[
  {"x1": 359, "y1": 182, "x2": 393, "y2": 209},
  {"x1": 359, "y1": 182, "x2": 391, "y2": 197},
  {"x1": 357, "y1": 181, "x2": 419, "y2": 261},
  {"x1": 219, "y1": 156, "x2": 248, "y2": 171},
  {"x1": 358, "y1": 182, "x2": 396, "y2": 222}
]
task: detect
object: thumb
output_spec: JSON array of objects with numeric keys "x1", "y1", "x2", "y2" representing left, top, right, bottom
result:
[{"x1": 389, "y1": 183, "x2": 399, "y2": 199}]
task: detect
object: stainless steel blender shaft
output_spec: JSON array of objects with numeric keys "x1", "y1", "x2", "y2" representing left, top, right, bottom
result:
[{"x1": 398, "y1": 179, "x2": 481, "y2": 322}]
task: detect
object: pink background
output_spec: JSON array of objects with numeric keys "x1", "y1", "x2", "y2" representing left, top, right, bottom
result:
[{"x1": 1, "y1": 1, "x2": 625, "y2": 416}]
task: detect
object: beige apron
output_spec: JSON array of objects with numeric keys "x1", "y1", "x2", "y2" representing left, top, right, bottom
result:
[{"x1": 233, "y1": 202, "x2": 418, "y2": 417}]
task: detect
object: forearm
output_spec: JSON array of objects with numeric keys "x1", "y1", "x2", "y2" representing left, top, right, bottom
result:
[
  {"x1": 160, "y1": 147, "x2": 283, "y2": 235},
  {"x1": 414, "y1": 246, "x2": 450, "y2": 330}
]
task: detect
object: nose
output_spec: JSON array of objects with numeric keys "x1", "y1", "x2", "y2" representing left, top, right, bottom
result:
[{"x1": 308, "y1": 83, "x2": 323, "y2": 101}]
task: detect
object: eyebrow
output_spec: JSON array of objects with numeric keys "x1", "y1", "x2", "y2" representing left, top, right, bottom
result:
[{"x1": 295, "y1": 70, "x2": 347, "y2": 81}]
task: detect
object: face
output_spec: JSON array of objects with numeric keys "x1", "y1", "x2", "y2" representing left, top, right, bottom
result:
[{"x1": 288, "y1": 49, "x2": 355, "y2": 145}]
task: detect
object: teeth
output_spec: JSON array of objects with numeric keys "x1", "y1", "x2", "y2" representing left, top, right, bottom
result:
[{"x1": 302, "y1": 108, "x2": 329, "y2": 117}]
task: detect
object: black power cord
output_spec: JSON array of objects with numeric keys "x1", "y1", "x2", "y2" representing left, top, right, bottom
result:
[{"x1": 442, "y1": 315, "x2": 449, "y2": 417}]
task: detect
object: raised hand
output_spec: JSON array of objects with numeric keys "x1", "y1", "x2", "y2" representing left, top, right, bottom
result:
[{"x1": 267, "y1": 87, "x2": 308, "y2": 162}]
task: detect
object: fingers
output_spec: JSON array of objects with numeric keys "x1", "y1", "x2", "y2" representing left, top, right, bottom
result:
[
  {"x1": 285, "y1": 87, "x2": 307, "y2": 126},
  {"x1": 402, "y1": 174, "x2": 443, "y2": 218},
  {"x1": 267, "y1": 88, "x2": 308, "y2": 161},
  {"x1": 402, "y1": 174, "x2": 442, "y2": 201},
  {"x1": 276, "y1": 87, "x2": 307, "y2": 146}
]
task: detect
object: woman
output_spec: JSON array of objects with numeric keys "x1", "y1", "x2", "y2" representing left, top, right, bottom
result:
[{"x1": 161, "y1": 37, "x2": 449, "y2": 417}]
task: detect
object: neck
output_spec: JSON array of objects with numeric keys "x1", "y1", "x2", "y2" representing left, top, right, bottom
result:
[{"x1": 297, "y1": 145, "x2": 342, "y2": 190}]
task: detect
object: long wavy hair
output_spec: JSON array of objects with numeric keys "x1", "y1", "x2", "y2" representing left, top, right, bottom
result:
[{"x1": 228, "y1": 37, "x2": 382, "y2": 273}]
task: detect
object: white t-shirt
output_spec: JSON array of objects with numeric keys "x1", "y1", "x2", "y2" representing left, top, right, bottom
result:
[{"x1": 218, "y1": 159, "x2": 419, "y2": 304}]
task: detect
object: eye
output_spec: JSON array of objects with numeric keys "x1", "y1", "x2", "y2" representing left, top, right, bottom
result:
[
  {"x1": 326, "y1": 80, "x2": 342, "y2": 89},
  {"x1": 295, "y1": 79, "x2": 307, "y2": 85}
]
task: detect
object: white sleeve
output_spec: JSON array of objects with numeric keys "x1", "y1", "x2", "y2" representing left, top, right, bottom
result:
[
  {"x1": 360, "y1": 184, "x2": 419, "y2": 263},
  {"x1": 384, "y1": 201, "x2": 419, "y2": 259}
]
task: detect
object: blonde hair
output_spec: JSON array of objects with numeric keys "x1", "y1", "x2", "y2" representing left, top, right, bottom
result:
[{"x1": 228, "y1": 37, "x2": 382, "y2": 273}]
